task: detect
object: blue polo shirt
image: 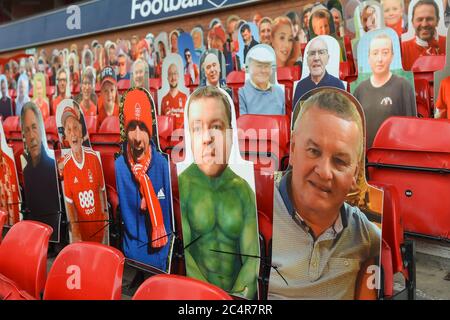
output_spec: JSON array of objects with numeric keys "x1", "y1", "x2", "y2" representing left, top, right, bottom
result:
[
  {"x1": 293, "y1": 71, "x2": 345, "y2": 109},
  {"x1": 238, "y1": 80, "x2": 285, "y2": 115}
]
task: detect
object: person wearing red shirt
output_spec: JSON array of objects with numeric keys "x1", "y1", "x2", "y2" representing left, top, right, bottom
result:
[
  {"x1": 98, "y1": 66, "x2": 119, "y2": 125},
  {"x1": 161, "y1": 63, "x2": 187, "y2": 129},
  {"x1": 401, "y1": 0, "x2": 446, "y2": 70},
  {"x1": 61, "y1": 103, "x2": 108, "y2": 244}
]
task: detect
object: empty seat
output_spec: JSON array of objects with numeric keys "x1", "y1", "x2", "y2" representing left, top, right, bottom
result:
[
  {"x1": 43, "y1": 242, "x2": 125, "y2": 300},
  {"x1": 132, "y1": 274, "x2": 232, "y2": 300},
  {"x1": 226, "y1": 71, "x2": 245, "y2": 89},
  {"x1": 84, "y1": 115, "x2": 98, "y2": 135},
  {"x1": 91, "y1": 116, "x2": 121, "y2": 155},
  {"x1": 44, "y1": 115, "x2": 59, "y2": 149},
  {"x1": 367, "y1": 116, "x2": 450, "y2": 240},
  {"x1": 414, "y1": 78, "x2": 432, "y2": 118},
  {"x1": 0, "y1": 221, "x2": 53, "y2": 299},
  {"x1": 237, "y1": 114, "x2": 290, "y2": 172},
  {"x1": 2, "y1": 116, "x2": 20, "y2": 138},
  {"x1": 254, "y1": 169, "x2": 274, "y2": 221},
  {"x1": 412, "y1": 55, "x2": 446, "y2": 103},
  {"x1": 277, "y1": 67, "x2": 294, "y2": 116}
]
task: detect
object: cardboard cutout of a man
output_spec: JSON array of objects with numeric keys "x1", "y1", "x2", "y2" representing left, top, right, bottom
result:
[
  {"x1": 269, "y1": 88, "x2": 381, "y2": 300},
  {"x1": 161, "y1": 63, "x2": 187, "y2": 130},
  {"x1": 58, "y1": 100, "x2": 109, "y2": 244},
  {"x1": 401, "y1": 0, "x2": 446, "y2": 70},
  {"x1": 115, "y1": 88, "x2": 173, "y2": 272},
  {"x1": 293, "y1": 36, "x2": 345, "y2": 107},
  {"x1": 354, "y1": 32, "x2": 416, "y2": 147},
  {"x1": 238, "y1": 45, "x2": 285, "y2": 115},
  {"x1": 20, "y1": 101, "x2": 61, "y2": 242},
  {"x1": 178, "y1": 86, "x2": 259, "y2": 299}
]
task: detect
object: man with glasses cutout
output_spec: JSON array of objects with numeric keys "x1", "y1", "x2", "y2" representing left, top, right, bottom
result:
[{"x1": 293, "y1": 37, "x2": 345, "y2": 108}]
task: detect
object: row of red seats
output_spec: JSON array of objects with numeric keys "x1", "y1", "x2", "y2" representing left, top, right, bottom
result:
[{"x1": 0, "y1": 218, "x2": 232, "y2": 300}]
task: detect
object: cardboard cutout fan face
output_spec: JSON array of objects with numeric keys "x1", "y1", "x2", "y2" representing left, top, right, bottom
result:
[
  {"x1": 158, "y1": 53, "x2": 190, "y2": 130},
  {"x1": 178, "y1": 33, "x2": 201, "y2": 83},
  {"x1": 20, "y1": 102, "x2": 62, "y2": 242},
  {"x1": 354, "y1": 1, "x2": 385, "y2": 38},
  {"x1": 293, "y1": 35, "x2": 346, "y2": 107},
  {"x1": 0, "y1": 122, "x2": 21, "y2": 227},
  {"x1": 191, "y1": 26, "x2": 206, "y2": 56},
  {"x1": 115, "y1": 87, "x2": 174, "y2": 273},
  {"x1": 402, "y1": 0, "x2": 447, "y2": 41},
  {"x1": 351, "y1": 28, "x2": 417, "y2": 147},
  {"x1": 155, "y1": 32, "x2": 169, "y2": 64},
  {"x1": 0, "y1": 75, "x2": 13, "y2": 119},
  {"x1": 309, "y1": 6, "x2": 337, "y2": 38},
  {"x1": 131, "y1": 58, "x2": 150, "y2": 91},
  {"x1": 400, "y1": 0, "x2": 447, "y2": 70},
  {"x1": 237, "y1": 22, "x2": 260, "y2": 69},
  {"x1": 269, "y1": 87, "x2": 382, "y2": 300},
  {"x1": 56, "y1": 99, "x2": 109, "y2": 245},
  {"x1": 199, "y1": 49, "x2": 227, "y2": 88},
  {"x1": 380, "y1": 0, "x2": 407, "y2": 35},
  {"x1": 177, "y1": 86, "x2": 260, "y2": 300},
  {"x1": 169, "y1": 29, "x2": 180, "y2": 54}
]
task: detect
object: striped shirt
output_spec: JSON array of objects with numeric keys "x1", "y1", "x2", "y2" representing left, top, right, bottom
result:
[{"x1": 268, "y1": 172, "x2": 381, "y2": 300}]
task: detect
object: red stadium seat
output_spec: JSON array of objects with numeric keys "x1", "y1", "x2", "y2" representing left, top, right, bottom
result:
[
  {"x1": 340, "y1": 36, "x2": 357, "y2": 83},
  {"x1": 117, "y1": 79, "x2": 130, "y2": 94},
  {"x1": 44, "y1": 115, "x2": 59, "y2": 149},
  {"x1": 0, "y1": 273, "x2": 37, "y2": 300},
  {"x1": 411, "y1": 55, "x2": 445, "y2": 103},
  {"x1": 149, "y1": 78, "x2": 161, "y2": 90},
  {"x1": 0, "y1": 210, "x2": 6, "y2": 244},
  {"x1": 367, "y1": 117, "x2": 450, "y2": 240},
  {"x1": 91, "y1": 116, "x2": 121, "y2": 169},
  {"x1": 414, "y1": 78, "x2": 432, "y2": 118},
  {"x1": 254, "y1": 169, "x2": 274, "y2": 221},
  {"x1": 132, "y1": 274, "x2": 233, "y2": 300},
  {"x1": 43, "y1": 242, "x2": 124, "y2": 300},
  {"x1": 99, "y1": 152, "x2": 116, "y2": 189},
  {"x1": 2, "y1": 115, "x2": 20, "y2": 137},
  {"x1": 157, "y1": 114, "x2": 175, "y2": 153},
  {"x1": 277, "y1": 67, "x2": 294, "y2": 116},
  {"x1": 0, "y1": 221, "x2": 53, "y2": 299},
  {"x1": 369, "y1": 181, "x2": 415, "y2": 299},
  {"x1": 84, "y1": 115, "x2": 98, "y2": 135},
  {"x1": 226, "y1": 71, "x2": 245, "y2": 89},
  {"x1": 99, "y1": 115, "x2": 120, "y2": 134},
  {"x1": 237, "y1": 114, "x2": 290, "y2": 172}
]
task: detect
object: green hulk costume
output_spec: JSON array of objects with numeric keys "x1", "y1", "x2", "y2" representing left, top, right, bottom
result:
[{"x1": 179, "y1": 163, "x2": 259, "y2": 299}]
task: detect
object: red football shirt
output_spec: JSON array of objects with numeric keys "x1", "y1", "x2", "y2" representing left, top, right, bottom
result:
[
  {"x1": 63, "y1": 147, "x2": 108, "y2": 243},
  {"x1": 161, "y1": 91, "x2": 187, "y2": 129}
]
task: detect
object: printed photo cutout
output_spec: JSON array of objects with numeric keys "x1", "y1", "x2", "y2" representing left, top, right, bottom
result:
[
  {"x1": 32, "y1": 72, "x2": 50, "y2": 121},
  {"x1": 0, "y1": 121, "x2": 21, "y2": 227},
  {"x1": 81, "y1": 48, "x2": 94, "y2": 71},
  {"x1": 52, "y1": 67, "x2": 72, "y2": 115},
  {"x1": 237, "y1": 22, "x2": 260, "y2": 69},
  {"x1": 20, "y1": 101, "x2": 62, "y2": 242},
  {"x1": 158, "y1": 53, "x2": 189, "y2": 130},
  {"x1": 354, "y1": 1, "x2": 385, "y2": 39},
  {"x1": 0, "y1": 75, "x2": 13, "y2": 119},
  {"x1": 116, "y1": 87, "x2": 175, "y2": 273},
  {"x1": 155, "y1": 32, "x2": 169, "y2": 67},
  {"x1": 433, "y1": 27, "x2": 450, "y2": 119},
  {"x1": 178, "y1": 33, "x2": 201, "y2": 84},
  {"x1": 191, "y1": 26, "x2": 206, "y2": 57},
  {"x1": 76, "y1": 66, "x2": 98, "y2": 117},
  {"x1": 55, "y1": 99, "x2": 109, "y2": 245},
  {"x1": 351, "y1": 28, "x2": 417, "y2": 148},
  {"x1": 177, "y1": 86, "x2": 260, "y2": 300},
  {"x1": 401, "y1": 0, "x2": 447, "y2": 70},
  {"x1": 239, "y1": 44, "x2": 286, "y2": 116},
  {"x1": 199, "y1": 49, "x2": 227, "y2": 89},
  {"x1": 269, "y1": 87, "x2": 383, "y2": 300},
  {"x1": 271, "y1": 16, "x2": 301, "y2": 67},
  {"x1": 169, "y1": 29, "x2": 180, "y2": 54},
  {"x1": 343, "y1": 0, "x2": 361, "y2": 37},
  {"x1": 15, "y1": 74, "x2": 31, "y2": 117},
  {"x1": 131, "y1": 58, "x2": 150, "y2": 92},
  {"x1": 380, "y1": 0, "x2": 407, "y2": 36},
  {"x1": 309, "y1": 5, "x2": 337, "y2": 38},
  {"x1": 293, "y1": 35, "x2": 346, "y2": 107}
]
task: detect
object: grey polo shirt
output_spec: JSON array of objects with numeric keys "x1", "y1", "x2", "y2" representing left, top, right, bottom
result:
[{"x1": 268, "y1": 172, "x2": 381, "y2": 300}]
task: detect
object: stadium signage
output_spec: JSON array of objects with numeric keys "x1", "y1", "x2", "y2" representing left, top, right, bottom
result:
[{"x1": 0, "y1": 0, "x2": 260, "y2": 53}]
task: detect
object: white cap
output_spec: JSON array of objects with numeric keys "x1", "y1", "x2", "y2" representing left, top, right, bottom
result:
[{"x1": 247, "y1": 45, "x2": 274, "y2": 64}]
